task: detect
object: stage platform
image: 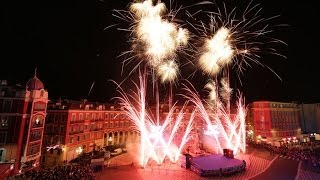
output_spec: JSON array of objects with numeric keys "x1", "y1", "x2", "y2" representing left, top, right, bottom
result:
[{"x1": 189, "y1": 154, "x2": 246, "y2": 177}]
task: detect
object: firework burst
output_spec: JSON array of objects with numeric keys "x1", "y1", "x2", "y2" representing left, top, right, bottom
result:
[
  {"x1": 113, "y1": 0, "x2": 190, "y2": 82},
  {"x1": 188, "y1": 0, "x2": 286, "y2": 78}
]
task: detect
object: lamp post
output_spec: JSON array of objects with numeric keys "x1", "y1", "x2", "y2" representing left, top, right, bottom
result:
[
  {"x1": 76, "y1": 147, "x2": 83, "y2": 155},
  {"x1": 108, "y1": 137, "x2": 113, "y2": 146}
]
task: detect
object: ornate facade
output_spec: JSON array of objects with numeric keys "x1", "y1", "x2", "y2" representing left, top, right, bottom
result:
[
  {"x1": 0, "y1": 71, "x2": 48, "y2": 176},
  {"x1": 42, "y1": 100, "x2": 139, "y2": 167}
]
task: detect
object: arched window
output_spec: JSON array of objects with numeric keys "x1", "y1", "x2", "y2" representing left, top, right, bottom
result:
[{"x1": 40, "y1": 90, "x2": 44, "y2": 97}]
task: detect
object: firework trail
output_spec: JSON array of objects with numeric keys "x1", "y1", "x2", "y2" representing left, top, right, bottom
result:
[
  {"x1": 113, "y1": 70, "x2": 195, "y2": 167},
  {"x1": 181, "y1": 81, "x2": 246, "y2": 154}
]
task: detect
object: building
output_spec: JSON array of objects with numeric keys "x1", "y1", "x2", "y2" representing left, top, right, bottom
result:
[
  {"x1": 299, "y1": 103, "x2": 320, "y2": 133},
  {"x1": 42, "y1": 100, "x2": 138, "y2": 167},
  {"x1": 0, "y1": 71, "x2": 48, "y2": 176},
  {"x1": 251, "y1": 101, "x2": 301, "y2": 146},
  {"x1": 299, "y1": 103, "x2": 320, "y2": 141}
]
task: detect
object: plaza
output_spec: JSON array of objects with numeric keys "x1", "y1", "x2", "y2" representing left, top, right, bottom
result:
[{"x1": 94, "y1": 144, "x2": 320, "y2": 180}]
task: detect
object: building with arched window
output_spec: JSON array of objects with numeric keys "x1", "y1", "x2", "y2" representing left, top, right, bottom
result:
[
  {"x1": 42, "y1": 100, "x2": 138, "y2": 167},
  {"x1": 0, "y1": 70, "x2": 48, "y2": 177}
]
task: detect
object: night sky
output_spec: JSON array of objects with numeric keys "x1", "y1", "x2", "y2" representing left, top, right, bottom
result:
[{"x1": 1, "y1": 0, "x2": 318, "y2": 104}]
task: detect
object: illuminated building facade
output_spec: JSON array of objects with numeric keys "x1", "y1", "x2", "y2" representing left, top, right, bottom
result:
[
  {"x1": 0, "y1": 72, "x2": 48, "y2": 176},
  {"x1": 42, "y1": 100, "x2": 138, "y2": 167},
  {"x1": 251, "y1": 101, "x2": 301, "y2": 145}
]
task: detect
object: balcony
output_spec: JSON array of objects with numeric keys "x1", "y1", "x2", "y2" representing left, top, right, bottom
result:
[
  {"x1": 69, "y1": 130, "x2": 84, "y2": 135},
  {"x1": 29, "y1": 136, "x2": 42, "y2": 142},
  {"x1": 92, "y1": 118, "x2": 104, "y2": 122},
  {"x1": 70, "y1": 120, "x2": 85, "y2": 124},
  {"x1": 31, "y1": 123, "x2": 44, "y2": 129},
  {"x1": 90, "y1": 128, "x2": 103, "y2": 132}
]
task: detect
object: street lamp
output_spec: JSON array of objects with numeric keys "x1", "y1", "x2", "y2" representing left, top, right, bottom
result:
[
  {"x1": 108, "y1": 137, "x2": 113, "y2": 145},
  {"x1": 76, "y1": 147, "x2": 83, "y2": 155}
]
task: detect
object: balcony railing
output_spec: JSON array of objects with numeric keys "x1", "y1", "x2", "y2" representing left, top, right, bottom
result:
[
  {"x1": 32, "y1": 123, "x2": 44, "y2": 128},
  {"x1": 70, "y1": 120, "x2": 85, "y2": 124},
  {"x1": 29, "y1": 136, "x2": 42, "y2": 142},
  {"x1": 90, "y1": 128, "x2": 103, "y2": 131},
  {"x1": 69, "y1": 130, "x2": 84, "y2": 135},
  {"x1": 92, "y1": 118, "x2": 104, "y2": 122}
]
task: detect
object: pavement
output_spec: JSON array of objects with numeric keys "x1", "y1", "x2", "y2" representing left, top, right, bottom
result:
[{"x1": 94, "y1": 145, "x2": 320, "y2": 180}]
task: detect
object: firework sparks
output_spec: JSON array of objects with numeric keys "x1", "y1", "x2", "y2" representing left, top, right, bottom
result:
[
  {"x1": 129, "y1": 0, "x2": 189, "y2": 69},
  {"x1": 190, "y1": 0, "x2": 286, "y2": 78},
  {"x1": 220, "y1": 77, "x2": 232, "y2": 103},
  {"x1": 157, "y1": 60, "x2": 179, "y2": 83},
  {"x1": 112, "y1": 0, "x2": 286, "y2": 168},
  {"x1": 114, "y1": 71, "x2": 195, "y2": 167},
  {"x1": 181, "y1": 81, "x2": 247, "y2": 155},
  {"x1": 199, "y1": 27, "x2": 234, "y2": 76}
]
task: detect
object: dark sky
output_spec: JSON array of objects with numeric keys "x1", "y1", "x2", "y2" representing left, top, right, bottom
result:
[{"x1": 1, "y1": 0, "x2": 318, "y2": 104}]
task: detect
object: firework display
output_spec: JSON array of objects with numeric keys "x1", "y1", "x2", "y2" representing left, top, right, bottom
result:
[{"x1": 112, "y1": 0, "x2": 284, "y2": 167}]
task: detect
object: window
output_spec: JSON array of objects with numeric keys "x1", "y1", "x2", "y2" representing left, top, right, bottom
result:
[
  {"x1": 79, "y1": 113, "x2": 83, "y2": 120},
  {"x1": 0, "y1": 116, "x2": 8, "y2": 128},
  {"x1": 110, "y1": 114, "x2": 114, "y2": 119},
  {"x1": 54, "y1": 114, "x2": 58, "y2": 123},
  {"x1": 98, "y1": 113, "x2": 102, "y2": 120},
  {"x1": 0, "y1": 132, "x2": 6, "y2": 143},
  {"x1": 120, "y1": 121, "x2": 124, "y2": 127},
  {"x1": 97, "y1": 132, "x2": 101, "y2": 138},
  {"x1": 110, "y1": 122, "x2": 113, "y2": 127},
  {"x1": 28, "y1": 143, "x2": 40, "y2": 155},
  {"x1": 90, "y1": 133, "x2": 94, "y2": 139},
  {"x1": 115, "y1": 122, "x2": 118, "y2": 127},
  {"x1": 105, "y1": 113, "x2": 109, "y2": 120},
  {"x1": 40, "y1": 90, "x2": 44, "y2": 97},
  {"x1": 70, "y1": 137, "x2": 73, "y2": 143},
  {"x1": 77, "y1": 136, "x2": 80, "y2": 142},
  {"x1": 105, "y1": 122, "x2": 108, "y2": 128},
  {"x1": 2, "y1": 100, "x2": 12, "y2": 113},
  {"x1": 61, "y1": 114, "x2": 67, "y2": 123},
  {"x1": 71, "y1": 114, "x2": 76, "y2": 122},
  {"x1": 85, "y1": 113, "x2": 89, "y2": 120},
  {"x1": 92, "y1": 114, "x2": 96, "y2": 120}
]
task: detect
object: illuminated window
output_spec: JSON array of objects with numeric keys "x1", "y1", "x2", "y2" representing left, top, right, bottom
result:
[
  {"x1": 71, "y1": 114, "x2": 76, "y2": 122},
  {"x1": 40, "y1": 90, "x2": 44, "y2": 97}
]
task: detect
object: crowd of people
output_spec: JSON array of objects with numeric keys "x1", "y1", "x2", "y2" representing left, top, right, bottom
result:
[
  {"x1": 22, "y1": 165, "x2": 95, "y2": 180},
  {"x1": 249, "y1": 140, "x2": 320, "y2": 170}
]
